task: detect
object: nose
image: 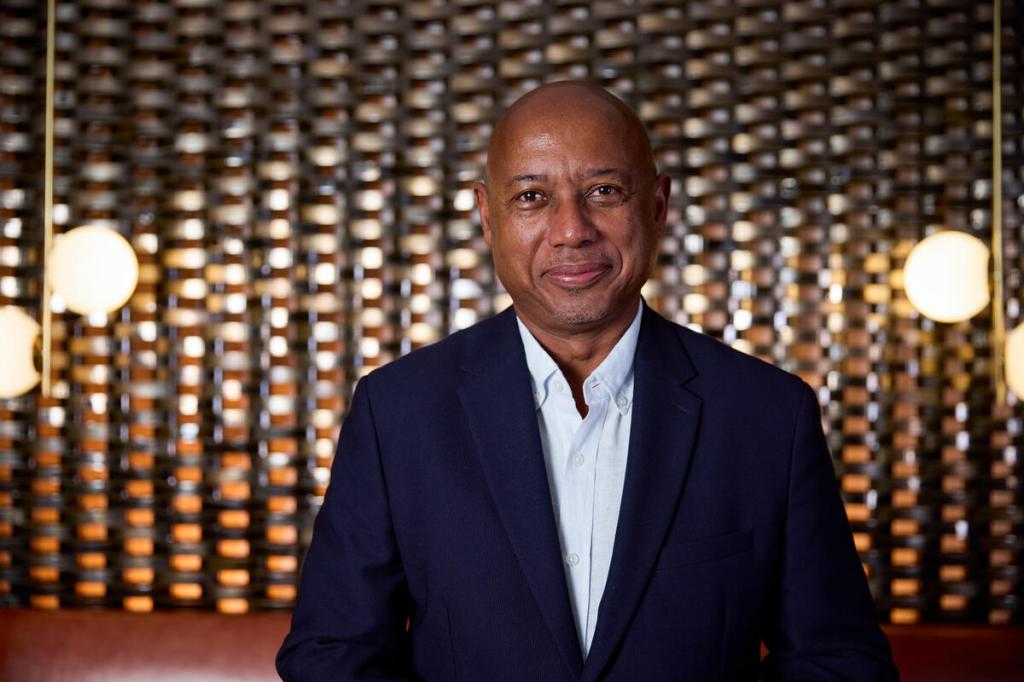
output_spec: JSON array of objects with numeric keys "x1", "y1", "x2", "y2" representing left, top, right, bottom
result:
[{"x1": 546, "y1": 197, "x2": 598, "y2": 248}]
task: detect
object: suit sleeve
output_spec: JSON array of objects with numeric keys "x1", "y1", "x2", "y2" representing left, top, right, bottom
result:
[
  {"x1": 760, "y1": 384, "x2": 898, "y2": 681},
  {"x1": 277, "y1": 376, "x2": 413, "y2": 681}
]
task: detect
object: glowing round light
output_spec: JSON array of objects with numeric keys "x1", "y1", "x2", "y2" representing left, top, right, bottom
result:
[
  {"x1": 903, "y1": 232, "x2": 990, "y2": 323},
  {"x1": 49, "y1": 226, "x2": 139, "y2": 315},
  {"x1": 1007, "y1": 323, "x2": 1024, "y2": 398},
  {"x1": 0, "y1": 306, "x2": 40, "y2": 398}
]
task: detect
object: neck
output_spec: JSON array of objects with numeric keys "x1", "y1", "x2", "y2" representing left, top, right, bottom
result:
[{"x1": 518, "y1": 301, "x2": 640, "y2": 414}]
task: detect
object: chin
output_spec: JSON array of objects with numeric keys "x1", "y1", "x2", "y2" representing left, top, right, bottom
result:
[{"x1": 548, "y1": 299, "x2": 610, "y2": 327}]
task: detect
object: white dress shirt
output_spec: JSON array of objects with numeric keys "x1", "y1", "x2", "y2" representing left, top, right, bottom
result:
[{"x1": 515, "y1": 302, "x2": 642, "y2": 659}]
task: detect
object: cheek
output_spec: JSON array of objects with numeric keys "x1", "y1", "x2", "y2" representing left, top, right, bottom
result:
[
  {"x1": 497, "y1": 223, "x2": 544, "y2": 261},
  {"x1": 491, "y1": 236, "x2": 536, "y2": 282},
  {"x1": 616, "y1": 228, "x2": 659, "y2": 272},
  {"x1": 604, "y1": 218, "x2": 642, "y2": 251}
]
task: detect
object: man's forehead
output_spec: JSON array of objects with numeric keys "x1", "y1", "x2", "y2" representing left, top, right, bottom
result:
[{"x1": 501, "y1": 168, "x2": 634, "y2": 189}]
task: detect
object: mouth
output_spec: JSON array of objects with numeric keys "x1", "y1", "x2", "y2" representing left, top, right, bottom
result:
[{"x1": 542, "y1": 262, "x2": 612, "y2": 288}]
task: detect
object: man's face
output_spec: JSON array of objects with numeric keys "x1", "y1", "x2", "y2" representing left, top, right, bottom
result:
[{"x1": 475, "y1": 88, "x2": 670, "y2": 337}]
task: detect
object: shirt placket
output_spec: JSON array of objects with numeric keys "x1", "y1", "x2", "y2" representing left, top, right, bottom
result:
[{"x1": 565, "y1": 380, "x2": 608, "y2": 655}]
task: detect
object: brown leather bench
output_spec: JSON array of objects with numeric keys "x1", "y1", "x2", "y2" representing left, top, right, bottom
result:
[
  {"x1": 0, "y1": 608, "x2": 291, "y2": 682},
  {"x1": 1, "y1": 608, "x2": 1022, "y2": 681},
  {"x1": 885, "y1": 623, "x2": 1024, "y2": 682}
]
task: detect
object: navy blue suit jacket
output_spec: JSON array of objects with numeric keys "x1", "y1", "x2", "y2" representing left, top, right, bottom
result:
[{"x1": 277, "y1": 305, "x2": 897, "y2": 681}]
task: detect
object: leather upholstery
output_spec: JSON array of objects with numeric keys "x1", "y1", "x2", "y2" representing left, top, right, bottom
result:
[
  {"x1": 0, "y1": 608, "x2": 290, "y2": 682},
  {"x1": 0, "y1": 608, "x2": 1020, "y2": 681},
  {"x1": 885, "y1": 624, "x2": 1024, "y2": 682}
]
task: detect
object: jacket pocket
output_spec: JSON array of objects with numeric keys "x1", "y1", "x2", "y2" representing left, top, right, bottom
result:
[{"x1": 655, "y1": 528, "x2": 754, "y2": 571}]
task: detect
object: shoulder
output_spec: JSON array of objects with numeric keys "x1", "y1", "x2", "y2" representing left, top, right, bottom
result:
[
  {"x1": 360, "y1": 308, "x2": 515, "y2": 394},
  {"x1": 650, "y1": 311, "x2": 812, "y2": 404}
]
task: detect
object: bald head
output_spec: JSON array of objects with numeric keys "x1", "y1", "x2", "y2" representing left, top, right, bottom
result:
[{"x1": 484, "y1": 81, "x2": 657, "y2": 188}]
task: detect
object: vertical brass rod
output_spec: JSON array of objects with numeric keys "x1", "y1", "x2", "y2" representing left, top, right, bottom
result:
[
  {"x1": 41, "y1": 0, "x2": 56, "y2": 398},
  {"x1": 992, "y1": 0, "x2": 1006, "y2": 403}
]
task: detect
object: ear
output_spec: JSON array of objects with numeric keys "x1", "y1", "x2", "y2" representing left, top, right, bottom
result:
[
  {"x1": 473, "y1": 180, "x2": 492, "y2": 245},
  {"x1": 652, "y1": 173, "x2": 671, "y2": 238}
]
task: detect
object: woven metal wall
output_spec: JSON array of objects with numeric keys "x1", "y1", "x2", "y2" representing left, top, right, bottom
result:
[{"x1": 0, "y1": 0, "x2": 1021, "y2": 623}]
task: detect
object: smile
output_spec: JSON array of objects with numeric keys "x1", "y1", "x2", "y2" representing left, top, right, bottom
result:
[{"x1": 543, "y1": 263, "x2": 611, "y2": 288}]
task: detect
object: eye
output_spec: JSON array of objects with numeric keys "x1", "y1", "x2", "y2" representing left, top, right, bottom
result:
[
  {"x1": 587, "y1": 184, "x2": 627, "y2": 205},
  {"x1": 512, "y1": 189, "x2": 546, "y2": 205}
]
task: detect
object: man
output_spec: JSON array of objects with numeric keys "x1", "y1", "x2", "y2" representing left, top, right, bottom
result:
[{"x1": 277, "y1": 81, "x2": 897, "y2": 681}]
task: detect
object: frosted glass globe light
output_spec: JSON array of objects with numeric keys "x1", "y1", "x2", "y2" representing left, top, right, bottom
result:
[
  {"x1": 1007, "y1": 323, "x2": 1024, "y2": 398},
  {"x1": 903, "y1": 232, "x2": 990, "y2": 323},
  {"x1": 49, "y1": 226, "x2": 139, "y2": 315},
  {"x1": 0, "y1": 306, "x2": 40, "y2": 398}
]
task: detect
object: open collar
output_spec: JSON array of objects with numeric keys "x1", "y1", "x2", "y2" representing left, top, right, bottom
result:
[{"x1": 515, "y1": 302, "x2": 642, "y2": 416}]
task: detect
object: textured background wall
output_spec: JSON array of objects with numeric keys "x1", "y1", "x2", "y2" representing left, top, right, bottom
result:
[{"x1": 0, "y1": 0, "x2": 1021, "y2": 624}]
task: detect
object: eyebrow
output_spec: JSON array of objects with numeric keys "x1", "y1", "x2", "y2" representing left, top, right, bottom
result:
[
  {"x1": 506, "y1": 174, "x2": 546, "y2": 188},
  {"x1": 503, "y1": 168, "x2": 627, "y2": 188}
]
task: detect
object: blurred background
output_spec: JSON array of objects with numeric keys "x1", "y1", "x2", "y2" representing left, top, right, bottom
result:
[{"x1": 0, "y1": 0, "x2": 1022, "y2": 633}]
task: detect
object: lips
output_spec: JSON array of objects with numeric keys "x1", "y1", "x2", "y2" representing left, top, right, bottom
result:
[{"x1": 543, "y1": 262, "x2": 611, "y2": 287}]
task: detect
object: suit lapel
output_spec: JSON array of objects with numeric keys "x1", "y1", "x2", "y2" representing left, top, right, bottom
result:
[
  {"x1": 582, "y1": 306, "x2": 703, "y2": 681},
  {"x1": 457, "y1": 308, "x2": 584, "y2": 678}
]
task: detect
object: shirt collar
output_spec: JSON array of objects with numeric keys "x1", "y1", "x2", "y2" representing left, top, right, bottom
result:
[{"x1": 516, "y1": 301, "x2": 643, "y2": 416}]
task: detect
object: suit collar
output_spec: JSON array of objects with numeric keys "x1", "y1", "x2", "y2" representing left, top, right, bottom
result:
[
  {"x1": 582, "y1": 304, "x2": 702, "y2": 680},
  {"x1": 457, "y1": 307, "x2": 585, "y2": 677}
]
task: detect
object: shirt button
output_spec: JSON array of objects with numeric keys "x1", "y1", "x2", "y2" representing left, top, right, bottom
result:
[
  {"x1": 616, "y1": 395, "x2": 629, "y2": 409},
  {"x1": 554, "y1": 379, "x2": 564, "y2": 393},
  {"x1": 565, "y1": 553, "x2": 579, "y2": 567},
  {"x1": 571, "y1": 452, "x2": 585, "y2": 466}
]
